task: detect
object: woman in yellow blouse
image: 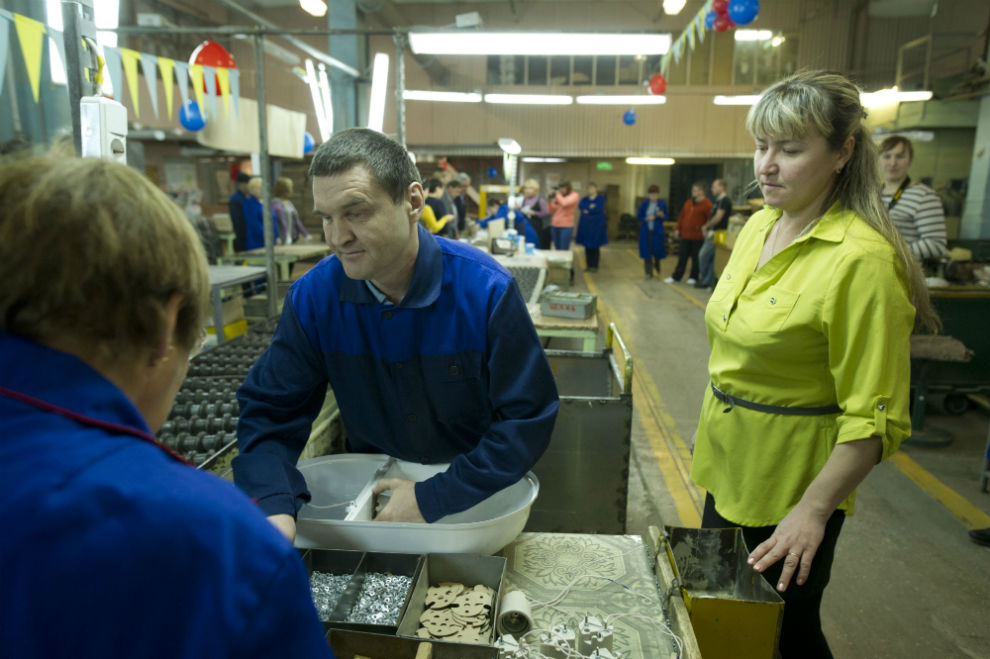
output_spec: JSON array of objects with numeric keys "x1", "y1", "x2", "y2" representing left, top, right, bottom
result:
[{"x1": 691, "y1": 71, "x2": 937, "y2": 658}]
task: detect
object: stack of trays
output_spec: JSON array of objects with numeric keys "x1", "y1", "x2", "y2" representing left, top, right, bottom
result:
[{"x1": 301, "y1": 549, "x2": 506, "y2": 654}]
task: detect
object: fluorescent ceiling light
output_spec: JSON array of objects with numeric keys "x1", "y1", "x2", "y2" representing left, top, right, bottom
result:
[
  {"x1": 860, "y1": 87, "x2": 932, "y2": 107},
  {"x1": 318, "y1": 64, "x2": 333, "y2": 138},
  {"x1": 771, "y1": 36, "x2": 786, "y2": 47},
  {"x1": 576, "y1": 95, "x2": 666, "y2": 105},
  {"x1": 485, "y1": 93, "x2": 573, "y2": 105},
  {"x1": 305, "y1": 59, "x2": 330, "y2": 141},
  {"x1": 522, "y1": 157, "x2": 566, "y2": 163},
  {"x1": 663, "y1": 0, "x2": 687, "y2": 14},
  {"x1": 734, "y1": 30, "x2": 773, "y2": 41},
  {"x1": 498, "y1": 138, "x2": 522, "y2": 155},
  {"x1": 713, "y1": 95, "x2": 762, "y2": 105},
  {"x1": 403, "y1": 90, "x2": 483, "y2": 103},
  {"x1": 409, "y1": 32, "x2": 670, "y2": 56},
  {"x1": 367, "y1": 53, "x2": 389, "y2": 132},
  {"x1": 299, "y1": 0, "x2": 327, "y2": 17},
  {"x1": 626, "y1": 157, "x2": 676, "y2": 165}
]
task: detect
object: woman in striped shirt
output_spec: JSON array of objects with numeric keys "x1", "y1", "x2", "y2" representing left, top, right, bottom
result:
[{"x1": 879, "y1": 135, "x2": 947, "y2": 261}]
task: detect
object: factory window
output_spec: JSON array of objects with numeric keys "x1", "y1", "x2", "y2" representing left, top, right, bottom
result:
[
  {"x1": 486, "y1": 54, "x2": 659, "y2": 87},
  {"x1": 528, "y1": 56, "x2": 549, "y2": 85},
  {"x1": 732, "y1": 34, "x2": 799, "y2": 86},
  {"x1": 487, "y1": 55, "x2": 525, "y2": 85},
  {"x1": 596, "y1": 56, "x2": 617, "y2": 85},
  {"x1": 550, "y1": 56, "x2": 571, "y2": 85},
  {"x1": 572, "y1": 56, "x2": 593, "y2": 84}
]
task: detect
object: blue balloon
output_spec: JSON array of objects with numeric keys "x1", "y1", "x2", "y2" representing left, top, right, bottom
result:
[
  {"x1": 303, "y1": 131, "x2": 315, "y2": 154},
  {"x1": 704, "y1": 11, "x2": 717, "y2": 29},
  {"x1": 622, "y1": 109, "x2": 637, "y2": 126},
  {"x1": 487, "y1": 166, "x2": 498, "y2": 178},
  {"x1": 178, "y1": 100, "x2": 206, "y2": 131},
  {"x1": 728, "y1": 0, "x2": 760, "y2": 26}
]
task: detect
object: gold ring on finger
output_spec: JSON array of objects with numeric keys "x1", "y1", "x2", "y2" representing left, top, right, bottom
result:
[{"x1": 788, "y1": 552, "x2": 800, "y2": 558}]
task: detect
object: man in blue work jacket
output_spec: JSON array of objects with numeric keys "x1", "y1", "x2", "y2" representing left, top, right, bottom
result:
[{"x1": 232, "y1": 128, "x2": 559, "y2": 541}]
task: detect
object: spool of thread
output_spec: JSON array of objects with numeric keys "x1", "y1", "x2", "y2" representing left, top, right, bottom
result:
[{"x1": 498, "y1": 590, "x2": 533, "y2": 636}]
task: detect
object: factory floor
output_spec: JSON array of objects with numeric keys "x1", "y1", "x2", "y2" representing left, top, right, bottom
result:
[{"x1": 554, "y1": 241, "x2": 990, "y2": 658}]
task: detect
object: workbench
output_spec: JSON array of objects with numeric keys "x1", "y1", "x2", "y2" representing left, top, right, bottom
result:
[
  {"x1": 498, "y1": 532, "x2": 690, "y2": 658},
  {"x1": 218, "y1": 243, "x2": 331, "y2": 281},
  {"x1": 206, "y1": 265, "x2": 267, "y2": 344}
]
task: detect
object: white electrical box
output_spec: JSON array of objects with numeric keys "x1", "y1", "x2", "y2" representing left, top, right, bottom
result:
[{"x1": 80, "y1": 96, "x2": 128, "y2": 163}]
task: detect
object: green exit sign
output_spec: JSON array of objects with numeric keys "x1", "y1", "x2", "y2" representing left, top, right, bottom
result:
[{"x1": 596, "y1": 161, "x2": 613, "y2": 171}]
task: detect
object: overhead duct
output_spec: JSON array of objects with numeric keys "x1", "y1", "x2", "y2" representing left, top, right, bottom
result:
[{"x1": 358, "y1": 0, "x2": 454, "y2": 86}]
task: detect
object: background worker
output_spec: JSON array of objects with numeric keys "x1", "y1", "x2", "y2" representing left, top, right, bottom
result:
[
  {"x1": 272, "y1": 176, "x2": 311, "y2": 245},
  {"x1": 637, "y1": 184, "x2": 668, "y2": 277},
  {"x1": 879, "y1": 135, "x2": 947, "y2": 264},
  {"x1": 665, "y1": 182, "x2": 712, "y2": 285},
  {"x1": 697, "y1": 178, "x2": 732, "y2": 289},
  {"x1": 519, "y1": 178, "x2": 551, "y2": 249},
  {"x1": 228, "y1": 171, "x2": 250, "y2": 252},
  {"x1": 424, "y1": 177, "x2": 456, "y2": 236},
  {"x1": 244, "y1": 176, "x2": 278, "y2": 250},
  {"x1": 547, "y1": 181, "x2": 579, "y2": 251},
  {"x1": 0, "y1": 154, "x2": 333, "y2": 659},
  {"x1": 576, "y1": 182, "x2": 608, "y2": 272},
  {"x1": 232, "y1": 129, "x2": 559, "y2": 541}
]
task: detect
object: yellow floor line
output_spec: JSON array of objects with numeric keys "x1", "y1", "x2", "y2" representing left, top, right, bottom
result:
[
  {"x1": 624, "y1": 248, "x2": 708, "y2": 312},
  {"x1": 584, "y1": 268, "x2": 703, "y2": 526},
  {"x1": 889, "y1": 451, "x2": 990, "y2": 529}
]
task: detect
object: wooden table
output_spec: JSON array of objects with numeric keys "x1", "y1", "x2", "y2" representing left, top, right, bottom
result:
[
  {"x1": 207, "y1": 265, "x2": 267, "y2": 344},
  {"x1": 219, "y1": 243, "x2": 331, "y2": 281}
]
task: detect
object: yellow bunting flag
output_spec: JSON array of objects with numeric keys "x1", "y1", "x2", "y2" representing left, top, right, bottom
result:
[
  {"x1": 686, "y1": 19, "x2": 696, "y2": 51},
  {"x1": 119, "y1": 47, "x2": 141, "y2": 116},
  {"x1": 216, "y1": 66, "x2": 231, "y2": 118},
  {"x1": 189, "y1": 64, "x2": 206, "y2": 116},
  {"x1": 158, "y1": 57, "x2": 176, "y2": 118},
  {"x1": 13, "y1": 13, "x2": 46, "y2": 103}
]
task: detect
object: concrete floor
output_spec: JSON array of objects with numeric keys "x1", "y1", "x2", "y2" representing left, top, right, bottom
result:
[{"x1": 551, "y1": 242, "x2": 990, "y2": 658}]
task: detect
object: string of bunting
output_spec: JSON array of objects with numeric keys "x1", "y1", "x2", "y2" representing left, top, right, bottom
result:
[
  {"x1": 659, "y1": 0, "x2": 761, "y2": 77},
  {"x1": 0, "y1": 9, "x2": 240, "y2": 123}
]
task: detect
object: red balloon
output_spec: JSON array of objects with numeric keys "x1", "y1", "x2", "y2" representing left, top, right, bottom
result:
[
  {"x1": 713, "y1": 14, "x2": 733, "y2": 32},
  {"x1": 712, "y1": 0, "x2": 729, "y2": 14},
  {"x1": 648, "y1": 73, "x2": 667, "y2": 95},
  {"x1": 190, "y1": 40, "x2": 237, "y2": 92}
]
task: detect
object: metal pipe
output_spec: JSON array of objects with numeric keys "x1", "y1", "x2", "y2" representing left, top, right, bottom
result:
[
  {"x1": 217, "y1": 0, "x2": 361, "y2": 77},
  {"x1": 393, "y1": 31, "x2": 406, "y2": 145},
  {"x1": 254, "y1": 33, "x2": 278, "y2": 319},
  {"x1": 61, "y1": 1, "x2": 88, "y2": 154}
]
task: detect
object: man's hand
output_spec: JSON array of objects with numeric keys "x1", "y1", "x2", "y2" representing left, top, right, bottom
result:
[
  {"x1": 372, "y1": 478, "x2": 426, "y2": 523},
  {"x1": 267, "y1": 513, "x2": 296, "y2": 543}
]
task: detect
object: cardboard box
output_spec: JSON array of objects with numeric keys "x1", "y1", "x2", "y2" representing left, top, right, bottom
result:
[{"x1": 205, "y1": 297, "x2": 245, "y2": 327}]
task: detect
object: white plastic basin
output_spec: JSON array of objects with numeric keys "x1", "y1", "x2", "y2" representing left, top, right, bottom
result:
[{"x1": 294, "y1": 454, "x2": 539, "y2": 555}]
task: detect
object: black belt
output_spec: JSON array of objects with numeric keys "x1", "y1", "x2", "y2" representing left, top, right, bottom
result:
[{"x1": 711, "y1": 382, "x2": 841, "y2": 416}]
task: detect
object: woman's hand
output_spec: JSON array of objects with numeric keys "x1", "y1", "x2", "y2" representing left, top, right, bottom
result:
[{"x1": 747, "y1": 501, "x2": 829, "y2": 591}]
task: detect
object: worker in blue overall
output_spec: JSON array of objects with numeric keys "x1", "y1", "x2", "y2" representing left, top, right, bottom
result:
[
  {"x1": 0, "y1": 155, "x2": 333, "y2": 658},
  {"x1": 233, "y1": 128, "x2": 559, "y2": 542}
]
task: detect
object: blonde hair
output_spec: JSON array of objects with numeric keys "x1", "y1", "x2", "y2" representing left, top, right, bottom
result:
[
  {"x1": 0, "y1": 155, "x2": 209, "y2": 363},
  {"x1": 522, "y1": 178, "x2": 540, "y2": 193},
  {"x1": 273, "y1": 176, "x2": 293, "y2": 198},
  {"x1": 747, "y1": 70, "x2": 938, "y2": 332}
]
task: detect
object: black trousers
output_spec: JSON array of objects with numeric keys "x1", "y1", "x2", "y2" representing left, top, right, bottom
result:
[
  {"x1": 702, "y1": 493, "x2": 845, "y2": 659},
  {"x1": 671, "y1": 238, "x2": 703, "y2": 281},
  {"x1": 585, "y1": 247, "x2": 600, "y2": 269}
]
